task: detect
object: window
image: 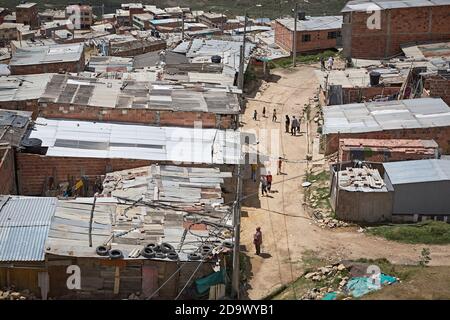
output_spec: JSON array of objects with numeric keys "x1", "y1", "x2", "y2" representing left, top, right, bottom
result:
[
  {"x1": 328, "y1": 31, "x2": 342, "y2": 39},
  {"x1": 302, "y1": 34, "x2": 311, "y2": 42}
]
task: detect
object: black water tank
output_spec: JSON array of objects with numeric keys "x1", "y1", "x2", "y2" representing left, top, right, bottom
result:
[
  {"x1": 150, "y1": 29, "x2": 155, "y2": 36},
  {"x1": 21, "y1": 138, "x2": 44, "y2": 154},
  {"x1": 154, "y1": 31, "x2": 160, "y2": 38},
  {"x1": 297, "y1": 11, "x2": 306, "y2": 20},
  {"x1": 211, "y1": 55, "x2": 222, "y2": 63},
  {"x1": 369, "y1": 71, "x2": 381, "y2": 86}
]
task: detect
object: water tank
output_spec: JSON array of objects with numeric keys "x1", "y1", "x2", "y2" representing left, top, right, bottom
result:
[
  {"x1": 154, "y1": 31, "x2": 160, "y2": 38},
  {"x1": 369, "y1": 71, "x2": 381, "y2": 86},
  {"x1": 211, "y1": 55, "x2": 222, "y2": 63},
  {"x1": 150, "y1": 29, "x2": 155, "y2": 36},
  {"x1": 21, "y1": 138, "x2": 44, "y2": 154},
  {"x1": 297, "y1": 11, "x2": 306, "y2": 20}
]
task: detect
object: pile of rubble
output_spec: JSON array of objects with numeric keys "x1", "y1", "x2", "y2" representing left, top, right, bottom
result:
[
  {"x1": 0, "y1": 287, "x2": 37, "y2": 300},
  {"x1": 311, "y1": 208, "x2": 350, "y2": 229},
  {"x1": 300, "y1": 263, "x2": 351, "y2": 300}
]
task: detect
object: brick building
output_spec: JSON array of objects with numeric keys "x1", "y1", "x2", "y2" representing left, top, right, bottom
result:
[
  {"x1": 107, "y1": 35, "x2": 166, "y2": 56},
  {"x1": 0, "y1": 74, "x2": 53, "y2": 115},
  {"x1": 0, "y1": 144, "x2": 16, "y2": 195},
  {"x1": 321, "y1": 98, "x2": 450, "y2": 155},
  {"x1": 275, "y1": 15, "x2": 342, "y2": 54},
  {"x1": 16, "y1": 117, "x2": 241, "y2": 195},
  {"x1": 36, "y1": 74, "x2": 239, "y2": 129},
  {"x1": 16, "y1": 2, "x2": 39, "y2": 30},
  {"x1": 198, "y1": 12, "x2": 227, "y2": 29},
  {"x1": 315, "y1": 67, "x2": 405, "y2": 105},
  {"x1": 66, "y1": 4, "x2": 93, "y2": 29},
  {"x1": 338, "y1": 138, "x2": 439, "y2": 162},
  {"x1": 341, "y1": 0, "x2": 450, "y2": 59},
  {"x1": 9, "y1": 43, "x2": 85, "y2": 75},
  {"x1": 425, "y1": 74, "x2": 450, "y2": 106},
  {"x1": 0, "y1": 109, "x2": 33, "y2": 195}
]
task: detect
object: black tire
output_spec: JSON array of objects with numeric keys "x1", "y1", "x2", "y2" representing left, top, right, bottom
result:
[
  {"x1": 155, "y1": 252, "x2": 167, "y2": 259},
  {"x1": 188, "y1": 253, "x2": 202, "y2": 261},
  {"x1": 167, "y1": 252, "x2": 179, "y2": 260},
  {"x1": 141, "y1": 247, "x2": 156, "y2": 259},
  {"x1": 201, "y1": 245, "x2": 213, "y2": 255},
  {"x1": 161, "y1": 242, "x2": 175, "y2": 253},
  {"x1": 222, "y1": 241, "x2": 233, "y2": 249},
  {"x1": 109, "y1": 249, "x2": 123, "y2": 259},
  {"x1": 145, "y1": 243, "x2": 158, "y2": 250},
  {"x1": 96, "y1": 245, "x2": 109, "y2": 256}
]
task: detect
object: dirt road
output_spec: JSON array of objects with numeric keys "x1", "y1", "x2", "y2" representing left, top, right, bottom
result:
[{"x1": 239, "y1": 65, "x2": 450, "y2": 300}]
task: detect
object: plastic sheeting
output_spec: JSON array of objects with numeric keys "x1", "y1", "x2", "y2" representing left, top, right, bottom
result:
[
  {"x1": 346, "y1": 274, "x2": 397, "y2": 298},
  {"x1": 195, "y1": 269, "x2": 226, "y2": 295}
]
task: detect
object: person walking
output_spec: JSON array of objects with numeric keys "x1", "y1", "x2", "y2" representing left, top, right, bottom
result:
[
  {"x1": 253, "y1": 110, "x2": 257, "y2": 121},
  {"x1": 277, "y1": 157, "x2": 283, "y2": 175},
  {"x1": 320, "y1": 56, "x2": 325, "y2": 71},
  {"x1": 297, "y1": 116, "x2": 301, "y2": 134},
  {"x1": 253, "y1": 227, "x2": 262, "y2": 255},
  {"x1": 285, "y1": 115, "x2": 290, "y2": 133},
  {"x1": 327, "y1": 56, "x2": 334, "y2": 70},
  {"x1": 272, "y1": 109, "x2": 277, "y2": 122},
  {"x1": 262, "y1": 106, "x2": 266, "y2": 118},
  {"x1": 291, "y1": 116, "x2": 298, "y2": 136},
  {"x1": 251, "y1": 163, "x2": 257, "y2": 182},
  {"x1": 261, "y1": 175, "x2": 268, "y2": 196},
  {"x1": 266, "y1": 171, "x2": 273, "y2": 193}
]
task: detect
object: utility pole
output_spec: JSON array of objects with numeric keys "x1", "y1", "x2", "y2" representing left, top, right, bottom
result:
[
  {"x1": 238, "y1": 14, "x2": 247, "y2": 90},
  {"x1": 181, "y1": 13, "x2": 185, "y2": 40},
  {"x1": 334, "y1": 131, "x2": 340, "y2": 211},
  {"x1": 231, "y1": 160, "x2": 243, "y2": 298},
  {"x1": 292, "y1": 3, "x2": 298, "y2": 67}
]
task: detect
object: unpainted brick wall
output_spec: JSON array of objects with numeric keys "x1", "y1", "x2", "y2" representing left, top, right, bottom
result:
[
  {"x1": 426, "y1": 76, "x2": 450, "y2": 107},
  {"x1": 345, "y1": 5, "x2": 450, "y2": 59},
  {"x1": 341, "y1": 86, "x2": 401, "y2": 104},
  {"x1": 38, "y1": 103, "x2": 235, "y2": 129},
  {"x1": 274, "y1": 21, "x2": 340, "y2": 53},
  {"x1": 0, "y1": 147, "x2": 16, "y2": 195},
  {"x1": 325, "y1": 126, "x2": 450, "y2": 155}
]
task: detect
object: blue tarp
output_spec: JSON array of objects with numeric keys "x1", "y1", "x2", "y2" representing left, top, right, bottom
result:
[
  {"x1": 322, "y1": 292, "x2": 338, "y2": 300},
  {"x1": 346, "y1": 274, "x2": 397, "y2": 298}
]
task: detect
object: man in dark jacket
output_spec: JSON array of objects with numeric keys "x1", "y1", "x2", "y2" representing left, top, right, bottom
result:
[{"x1": 254, "y1": 227, "x2": 262, "y2": 255}]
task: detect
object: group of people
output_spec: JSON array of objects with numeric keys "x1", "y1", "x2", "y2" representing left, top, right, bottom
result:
[
  {"x1": 320, "y1": 56, "x2": 335, "y2": 71},
  {"x1": 254, "y1": 108, "x2": 277, "y2": 122},
  {"x1": 260, "y1": 172, "x2": 273, "y2": 196},
  {"x1": 285, "y1": 115, "x2": 301, "y2": 136}
]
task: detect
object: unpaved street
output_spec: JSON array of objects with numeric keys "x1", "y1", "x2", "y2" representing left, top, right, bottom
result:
[{"x1": 239, "y1": 65, "x2": 450, "y2": 300}]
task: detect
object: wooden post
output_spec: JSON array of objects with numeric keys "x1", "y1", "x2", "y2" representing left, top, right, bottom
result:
[
  {"x1": 113, "y1": 266, "x2": 120, "y2": 295},
  {"x1": 292, "y1": 3, "x2": 298, "y2": 67},
  {"x1": 335, "y1": 131, "x2": 341, "y2": 211},
  {"x1": 88, "y1": 195, "x2": 97, "y2": 247}
]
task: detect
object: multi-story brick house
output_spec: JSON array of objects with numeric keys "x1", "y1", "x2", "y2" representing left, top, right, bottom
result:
[
  {"x1": 275, "y1": 15, "x2": 343, "y2": 54},
  {"x1": 341, "y1": 0, "x2": 450, "y2": 59},
  {"x1": 16, "y1": 2, "x2": 39, "y2": 30}
]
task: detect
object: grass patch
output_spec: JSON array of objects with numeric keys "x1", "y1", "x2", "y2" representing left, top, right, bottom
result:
[
  {"x1": 268, "y1": 50, "x2": 338, "y2": 69},
  {"x1": 367, "y1": 221, "x2": 450, "y2": 245}
]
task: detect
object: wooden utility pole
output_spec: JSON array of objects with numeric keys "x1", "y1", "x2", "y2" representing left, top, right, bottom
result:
[
  {"x1": 181, "y1": 13, "x2": 185, "y2": 40},
  {"x1": 292, "y1": 3, "x2": 298, "y2": 67},
  {"x1": 88, "y1": 195, "x2": 97, "y2": 247},
  {"x1": 334, "y1": 131, "x2": 341, "y2": 211},
  {"x1": 238, "y1": 14, "x2": 248, "y2": 90},
  {"x1": 231, "y1": 161, "x2": 243, "y2": 299}
]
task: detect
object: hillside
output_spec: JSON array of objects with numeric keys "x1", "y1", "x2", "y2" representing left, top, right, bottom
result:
[{"x1": 4, "y1": 0, "x2": 348, "y2": 19}]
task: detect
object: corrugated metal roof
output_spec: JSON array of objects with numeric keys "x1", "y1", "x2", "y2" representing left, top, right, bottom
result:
[
  {"x1": 0, "y1": 196, "x2": 57, "y2": 261},
  {"x1": 323, "y1": 98, "x2": 450, "y2": 134},
  {"x1": 342, "y1": 0, "x2": 450, "y2": 12},
  {"x1": 384, "y1": 159, "x2": 450, "y2": 185},
  {"x1": 276, "y1": 16, "x2": 343, "y2": 32},
  {"x1": 9, "y1": 43, "x2": 84, "y2": 66},
  {"x1": 30, "y1": 117, "x2": 242, "y2": 164},
  {"x1": 0, "y1": 74, "x2": 54, "y2": 102}
]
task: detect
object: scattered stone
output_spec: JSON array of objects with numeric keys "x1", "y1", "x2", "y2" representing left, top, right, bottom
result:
[
  {"x1": 337, "y1": 264, "x2": 346, "y2": 271},
  {"x1": 304, "y1": 272, "x2": 316, "y2": 279}
]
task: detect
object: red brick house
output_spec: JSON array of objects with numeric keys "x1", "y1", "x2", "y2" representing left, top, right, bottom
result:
[
  {"x1": 275, "y1": 15, "x2": 342, "y2": 54},
  {"x1": 341, "y1": 0, "x2": 450, "y2": 59}
]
